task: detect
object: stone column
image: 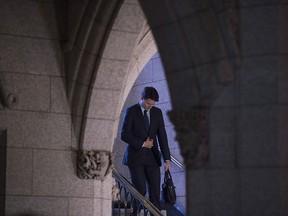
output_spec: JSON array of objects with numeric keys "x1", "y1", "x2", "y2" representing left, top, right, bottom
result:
[
  {"x1": 168, "y1": 106, "x2": 210, "y2": 216},
  {"x1": 168, "y1": 106, "x2": 210, "y2": 169}
]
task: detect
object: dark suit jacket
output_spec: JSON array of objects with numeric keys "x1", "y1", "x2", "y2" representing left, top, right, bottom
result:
[{"x1": 121, "y1": 103, "x2": 171, "y2": 167}]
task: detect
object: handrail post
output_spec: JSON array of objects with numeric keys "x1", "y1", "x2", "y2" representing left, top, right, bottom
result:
[{"x1": 112, "y1": 168, "x2": 163, "y2": 216}]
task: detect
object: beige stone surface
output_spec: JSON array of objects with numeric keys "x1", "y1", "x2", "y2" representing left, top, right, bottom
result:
[
  {"x1": 0, "y1": 0, "x2": 60, "y2": 39},
  {"x1": 113, "y1": 2, "x2": 145, "y2": 33},
  {"x1": 93, "y1": 198, "x2": 112, "y2": 216},
  {"x1": 92, "y1": 197, "x2": 112, "y2": 216},
  {"x1": 0, "y1": 110, "x2": 71, "y2": 149},
  {"x1": 51, "y1": 77, "x2": 71, "y2": 114},
  {"x1": 87, "y1": 88, "x2": 121, "y2": 119},
  {"x1": 94, "y1": 175, "x2": 113, "y2": 199},
  {"x1": 68, "y1": 81, "x2": 89, "y2": 116},
  {"x1": 0, "y1": 35, "x2": 61, "y2": 76},
  {"x1": 71, "y1": 116, "x2": 82, "y2": 150},
  {"x1": 0, "y1": 72, "x2": 50, "y2": 112},
  {"x1": 6, "y1": 196, "x2": 68, "y2": 216},
  {"x1": 33, "y1": 150, "x2": 94, "y2": 197},
  {"x1": 102, "y1": 30, "x2": 138, "y2": 61},
  {"x1": 69, "y1": 197, "x2": 94, "y2": 216},
  {"x1": 66, "y1": 49, "x2": 98, "y2": 84},
  {"x1": 82, "y1": 118, "x2": 115, "y2": 151},
  {"x1": 94, "y1": 58, "x2": 129, "y2": 90},
  {"x1": 101, "y1": 198, "x2": 113, "y2": 216},
  {"x1": 6, "y1": 148, "x2": 32, "y2": 195}
]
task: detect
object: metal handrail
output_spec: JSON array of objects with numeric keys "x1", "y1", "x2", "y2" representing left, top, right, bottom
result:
[
  {"x1": 112, "y1": 154, "x2": 184, "y2": 215},
  {"x1": 170, "y1": 155, "x2": 185, "y2": 171},
  {"x1": 112, "y1": 167, "x2": 164, "y2": 216}
]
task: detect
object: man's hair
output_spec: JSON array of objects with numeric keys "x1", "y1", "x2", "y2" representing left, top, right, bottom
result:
[{"x1": 141, "y1": 86, "x2": 159, "y2": 102}]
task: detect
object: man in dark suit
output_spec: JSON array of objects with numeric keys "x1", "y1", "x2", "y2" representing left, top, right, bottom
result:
[{"x1": 121, "y1": 86, "x2": 171, "y2": 214}]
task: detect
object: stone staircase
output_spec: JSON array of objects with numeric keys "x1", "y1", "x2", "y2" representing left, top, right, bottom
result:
[
  {"x1": 112, "y1": 155, "x2": 186, "y2": 216},
  {"x1": 112, "y1": 199, "x2": 184, "y2": 216}
]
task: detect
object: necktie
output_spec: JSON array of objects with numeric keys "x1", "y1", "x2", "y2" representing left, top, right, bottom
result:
[{"x1": 144, "y1": 110, "x2": 149, "y2": 130}]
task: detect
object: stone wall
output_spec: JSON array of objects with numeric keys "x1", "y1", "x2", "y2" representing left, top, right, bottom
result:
[{"x1": 0, "y1": 1, "x2": 111, "y2": 215}]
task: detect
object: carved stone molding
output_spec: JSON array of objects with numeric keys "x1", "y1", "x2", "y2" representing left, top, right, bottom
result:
[
  {"x1": 168, "y1": 106, "x2": 209, "y2": 169},
  {"x1": 0, "y1": 79, "x2": 18, "y2": 108},
  {"x1": 77, "y1": 150, "x2": 114, "y2": 181}
]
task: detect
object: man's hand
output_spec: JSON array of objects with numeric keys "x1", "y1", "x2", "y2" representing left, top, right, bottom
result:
[
  {"x1": 165, "y1": 160, "x2": 171, "y2": 171},
  {"x1": 143, "y1": 137, "x2": 153, "y2": 148}
]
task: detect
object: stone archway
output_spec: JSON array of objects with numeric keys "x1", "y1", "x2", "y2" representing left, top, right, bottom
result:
[
  {"x1": 136, "y1": 1, "x2": 236, "y2": 168},
  {"x1": 69, "y1": 0, "x2": 241, "y2": 214},
  {"x1": 70, "y1": 0, "x2": 160, "y2": 181},
  {"x1": 136, "y1": 1, "x2": 240, "y2": 216},
  {"x1": 75, "y1": 0, "x2": 228, "y2": 197},
  {"x1": 82, "y1": 23, "x2": 158, "y2": 152},
  {"x1": 136, "y1": 1, "x2": 288, "y2": 216}
]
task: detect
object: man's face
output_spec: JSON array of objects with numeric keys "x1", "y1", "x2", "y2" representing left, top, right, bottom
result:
[{"x1": 141, "y1": 98, "x2": 156, "y2": 110}]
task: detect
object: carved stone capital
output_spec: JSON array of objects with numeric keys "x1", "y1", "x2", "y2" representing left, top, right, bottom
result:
[
  {"x1": 168, "y1": 106, "x2": 209, "y2": 169},
  {"x1": 77, "y1": 150, "x2": 114, "y2": 181}
]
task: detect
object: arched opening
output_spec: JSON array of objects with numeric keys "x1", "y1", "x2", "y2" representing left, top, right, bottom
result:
[{"x1": 113, "y1": 52, "x2": 186, "y2": 213}]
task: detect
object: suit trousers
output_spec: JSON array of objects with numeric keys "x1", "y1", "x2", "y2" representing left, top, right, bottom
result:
[{"x1": 128, "y1": 164, "x2": 161, "y2": 214}]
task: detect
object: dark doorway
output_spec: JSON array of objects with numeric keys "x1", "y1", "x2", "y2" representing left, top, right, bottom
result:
[{"x1": 0, "y1": 129, "x2": 7, "y2": 215}]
